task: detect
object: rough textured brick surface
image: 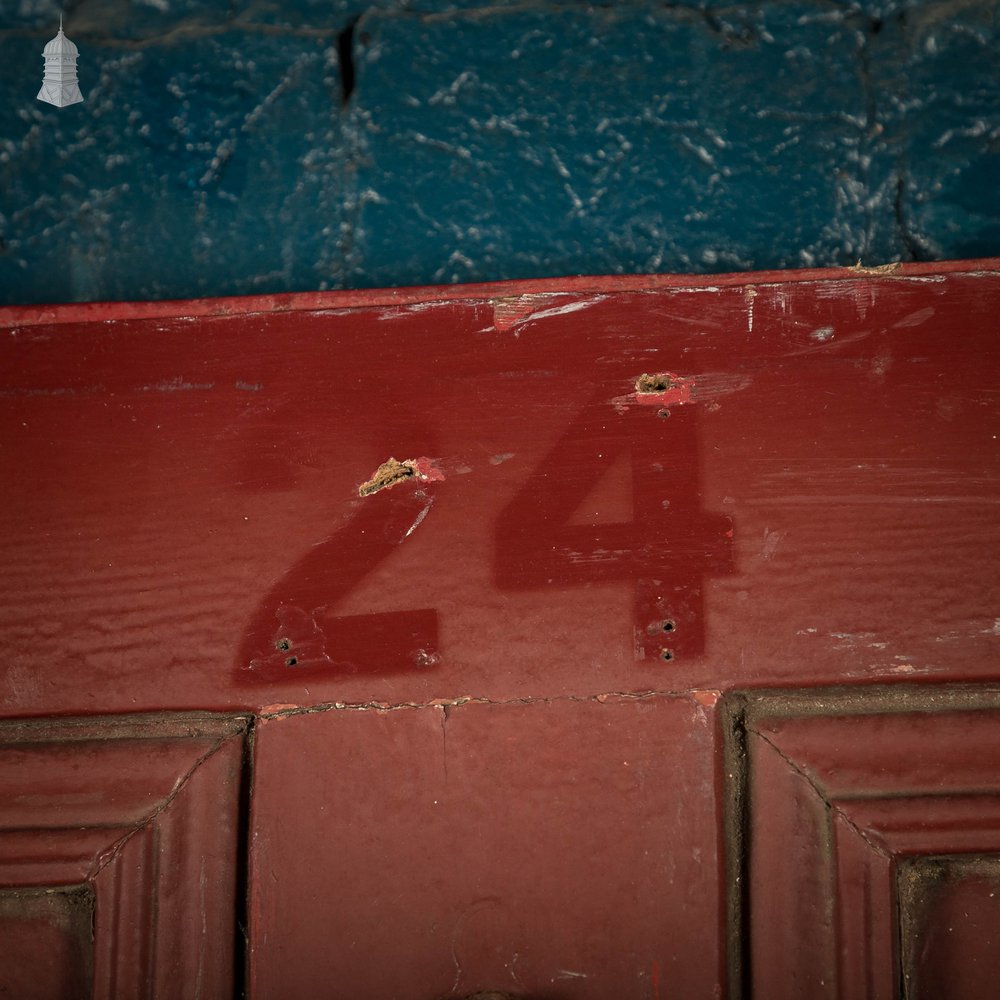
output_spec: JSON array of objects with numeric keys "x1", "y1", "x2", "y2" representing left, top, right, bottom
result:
[
  {"x1": 349, "y1": 3, "x2": 889, "y2": 285},
  {"x1": 0, "y1": 0, "x2": 996, "y2": 304},
  {"x1": 871, "y1": 1, "x2": 1000, "y2": 260}
]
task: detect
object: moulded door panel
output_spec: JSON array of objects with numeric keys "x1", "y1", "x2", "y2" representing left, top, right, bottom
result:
[
  {"x1": 726, "y1": 688, "x2": 1000, "y2": 1000},
  {"x1": 0, "y1": 714, "x2": 247, "y2": 999}
]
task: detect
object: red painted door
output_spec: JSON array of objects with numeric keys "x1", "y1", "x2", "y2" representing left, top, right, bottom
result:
[{"x1": 1, "y1": 260, "x2": 998, "y2": 998}]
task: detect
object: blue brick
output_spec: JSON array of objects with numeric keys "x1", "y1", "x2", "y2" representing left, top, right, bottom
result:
[
  {"x1": 872, "y1": 1, "x2": 1000, "y2": 260},
  {"x1": 347, "y1": 3, "x2": 898, "y2": 286},
  {"x1": 0, "y1": 31, "x2": 348, "y2": 303},
  {"x1": 0, "y1": 1, "x2": 996, "y2": 305}
]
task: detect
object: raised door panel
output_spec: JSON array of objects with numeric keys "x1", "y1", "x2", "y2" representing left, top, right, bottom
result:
[
  {"x1": 0, "y1": 715, "x2": 247, "y2": 999},
  {"x1": 725, "y1": 688, "x2": 1000, "y2": 1000}
]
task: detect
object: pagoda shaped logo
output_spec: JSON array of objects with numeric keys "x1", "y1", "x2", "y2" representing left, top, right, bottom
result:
[{"x1": 38, "y1": 17, "x2": 84, "y2": 108}]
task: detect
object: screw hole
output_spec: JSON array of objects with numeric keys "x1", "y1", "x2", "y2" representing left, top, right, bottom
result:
[
  {"x1": 285, "y1": 656, "x2": 297, "y2": 666},
  {"x1": 657, "y1": 408, "x2": 671, "y2": 419},
  {"x1": 660, "y1": 649, "x2": 674, "y2": 662},
  {"x1": 662, "y1": 620, "x2": 675, "y2": 632},
  {"x1": 276, "y1": 638, "x2": 291, "y2": 651},
  {"x1": 637, "y1": 373, "x2": 673, "y2": 394}
]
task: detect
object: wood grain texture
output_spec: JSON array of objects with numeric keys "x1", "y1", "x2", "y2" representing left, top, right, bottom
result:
[{"x1": 1, "y1": 264, "x2": 998, "y2": 715}]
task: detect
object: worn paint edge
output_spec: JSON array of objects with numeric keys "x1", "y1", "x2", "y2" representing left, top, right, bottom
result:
[
  {"x1": 0, "y1": 710, "x2": 250, "y2": 743},
  {"x1": 1, "y1": 259, "x2": 998, "y2": 329}
]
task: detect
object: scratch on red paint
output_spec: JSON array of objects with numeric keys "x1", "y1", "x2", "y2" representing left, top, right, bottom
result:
[{"x1": 651, "y1": 958, "x2": 662, "y2": 1000}]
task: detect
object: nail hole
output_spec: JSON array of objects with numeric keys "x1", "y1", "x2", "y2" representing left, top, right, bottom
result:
[
  {"x1": 662, "y1": 621, "x2": 675, "y2": 632},
  {"x1": 276, "y1": 638, "x2": 291, "y2": 651},
  {"x1": 286, "y1": 656, "x2": 297, "y2": 666},
  {"x1": 657, "y1": 408, "x2": 671, "y2": 419},
  {"x1": 660, "y1": 649, "x2": 674, "y2": 662}
]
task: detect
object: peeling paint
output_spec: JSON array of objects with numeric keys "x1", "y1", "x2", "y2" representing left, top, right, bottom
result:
[{"x1": 850, "y1": 260, "x2": 902, "y2": 276}]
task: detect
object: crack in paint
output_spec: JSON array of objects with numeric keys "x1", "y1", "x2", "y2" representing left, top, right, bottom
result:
[
  {"x1": 257, "y1": 688, "x2": 703, "y2": 721},
  {"x1": 89, "y1": 726, "x2": 248, "y2": 877},
  {"x1": 750, "y1": 726, "x2": 891, "y2": 859}
]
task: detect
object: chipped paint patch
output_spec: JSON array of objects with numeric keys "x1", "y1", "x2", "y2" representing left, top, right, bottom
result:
[
  {"x1": 489, "y1": 452, "x2": 515, "y2": 465},
  {"x1": 408, "y1": 455, "x2": 445, "y2": 483},
  {"x1": 614, "y1": 370, "x2": 750, "y2": 413},
  {"x1": 491, "y1": 293, "x2": 605, "y2": 335},
  {"x1": 359, "y1": 457, "x2": 414, "y2": 496},
  {"x1": 692, "y1": 690, "x2": 721, "y2": 709},
  {"x1": 850, "y1": 260, "x2": 902, "y2": 276},
  {"x1": 810, "y1": 325, "x2": 835, "y2": 342},
  {"x1": 260, "y1": 703, "x2": 300, "y2": 718},
  {"x1": 632, "y1": 371, "x2": 695, "y2": 407},
  {"x1": 358, "y1": 456, "x2": 444, "y2": 497}
]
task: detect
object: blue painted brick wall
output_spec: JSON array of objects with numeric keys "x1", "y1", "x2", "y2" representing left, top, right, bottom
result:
[{"x1": 0, "y1": 0, "x2": 996, "y2": 304}]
